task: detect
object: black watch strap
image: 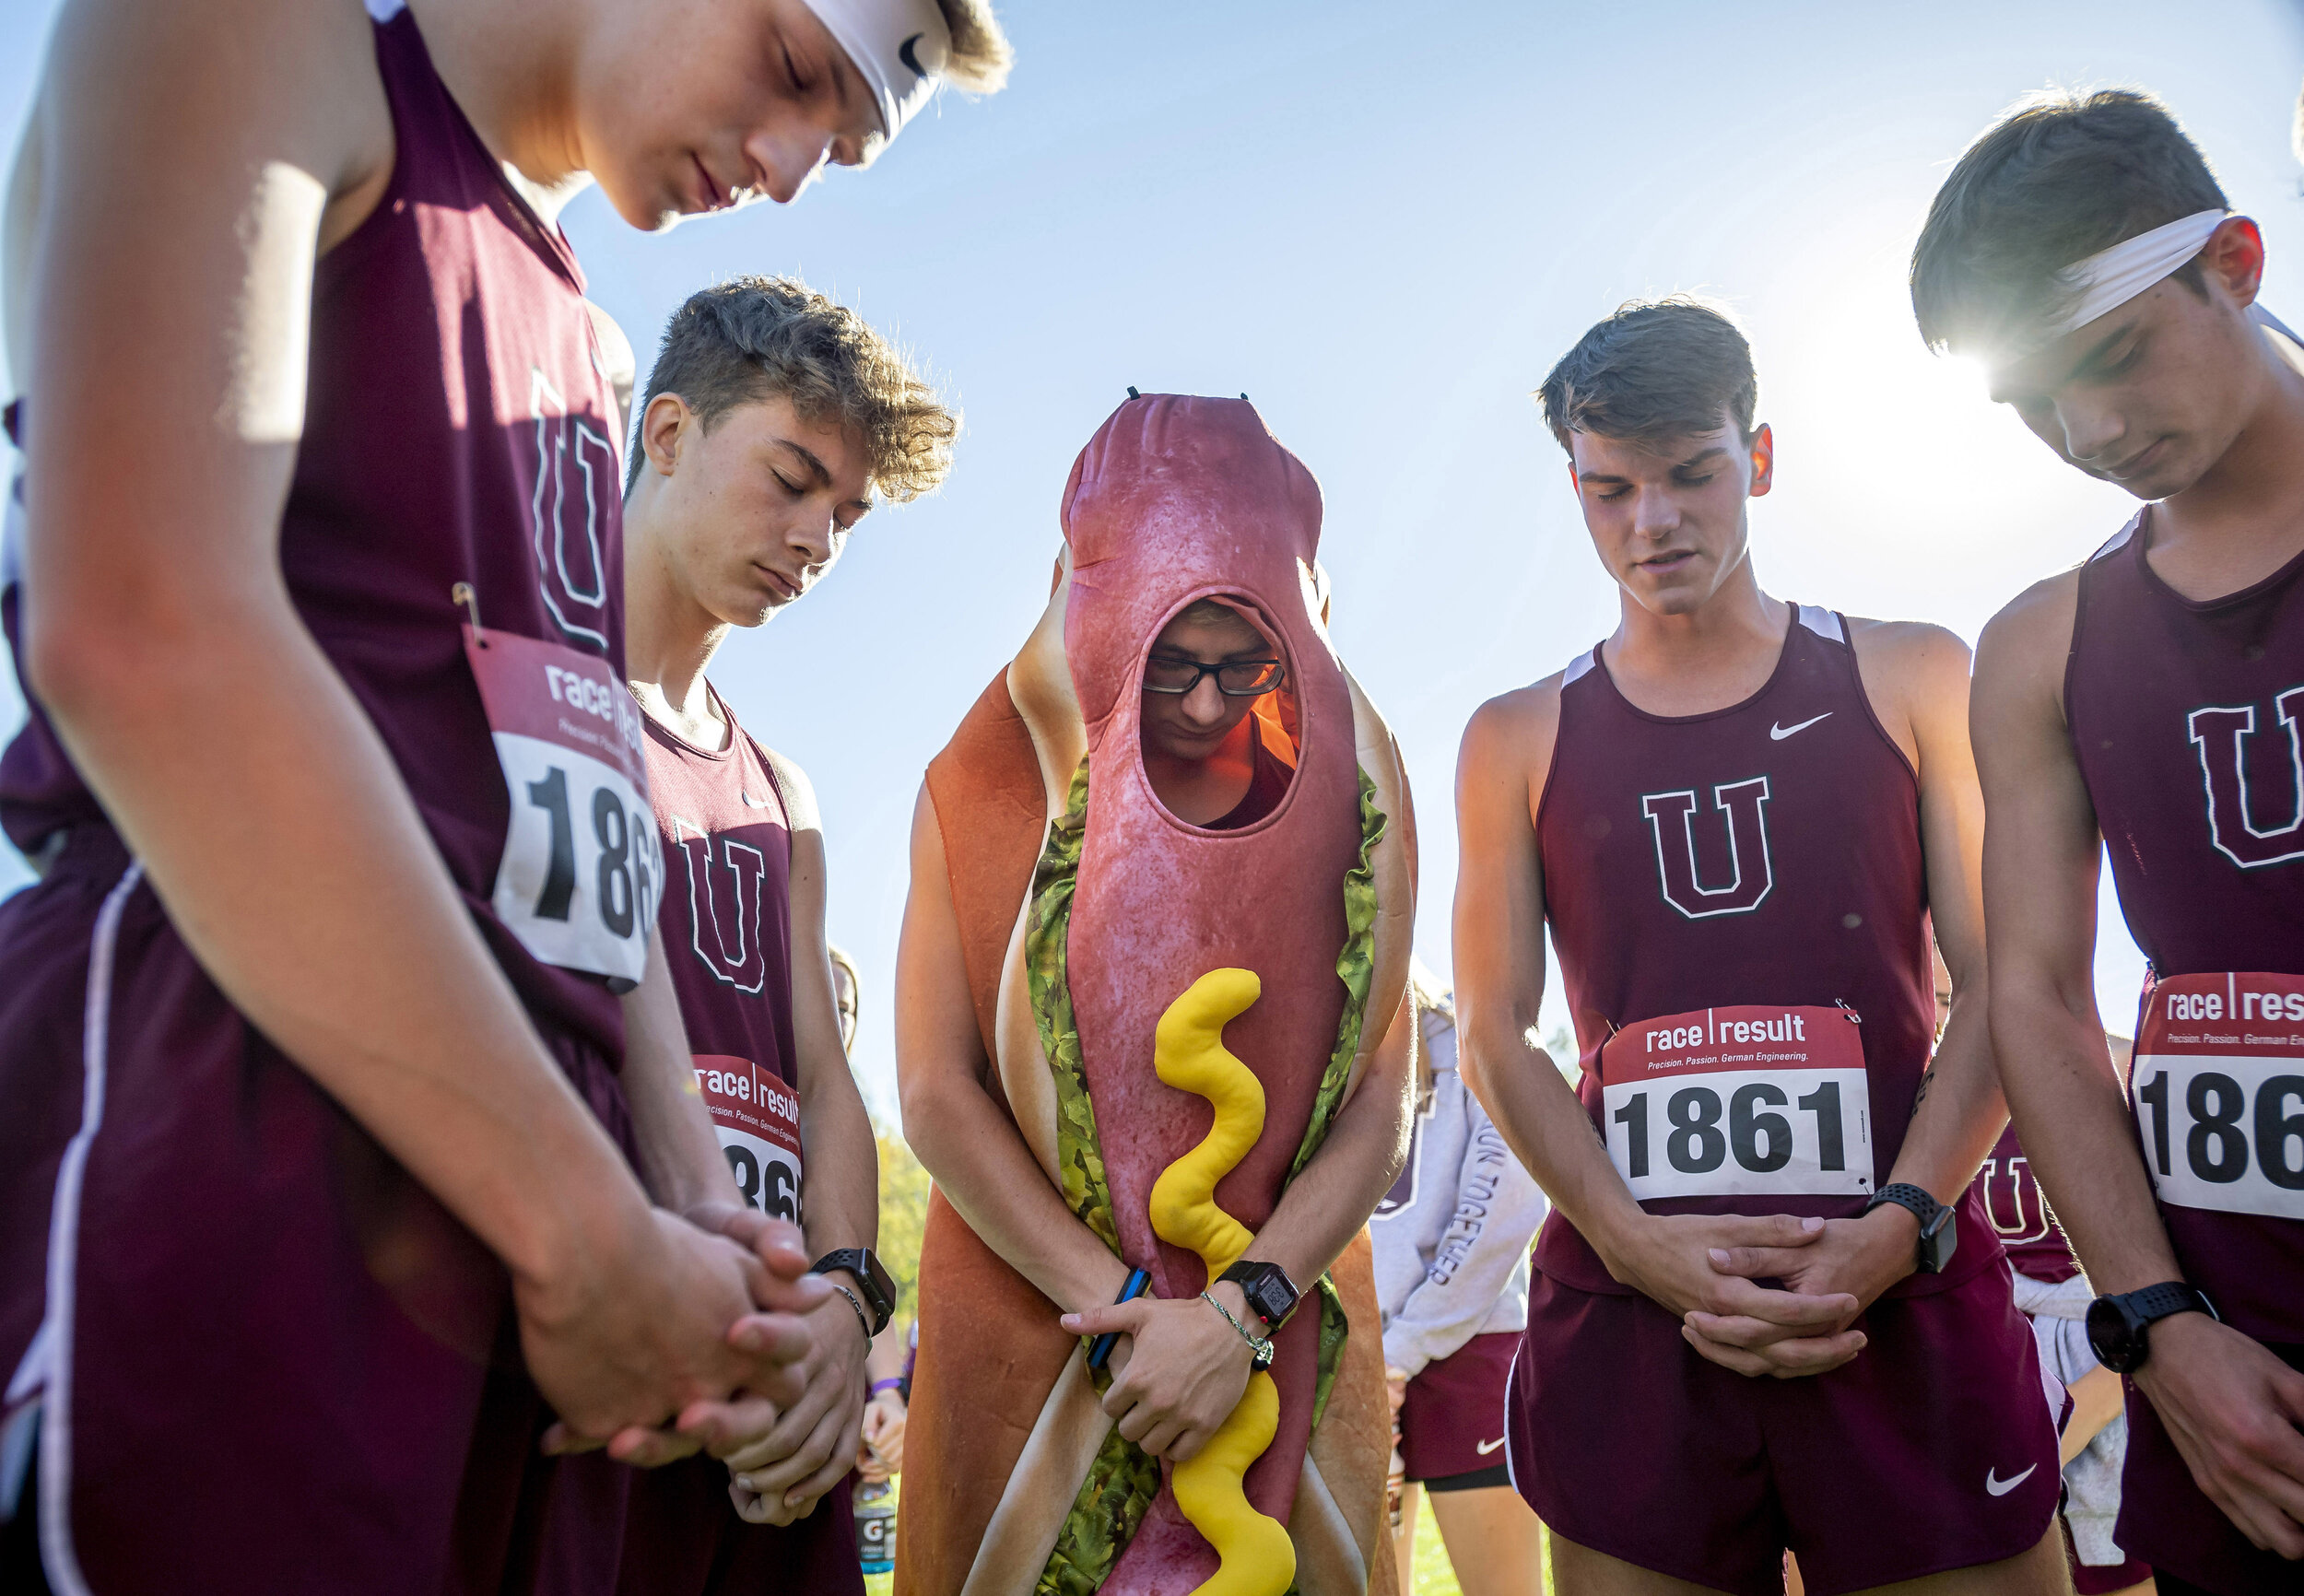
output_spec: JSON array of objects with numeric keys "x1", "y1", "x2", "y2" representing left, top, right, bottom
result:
[
  {"x1": 2087, "y1": 1282, "x2": 2219, "y2": 1374},
  {"x1": 811, "y1": 1248, "x2": 895, "y2": 1337},
  {"x1": 1864, "y1": 1182, "x2": 1957, "y2": 1274}
]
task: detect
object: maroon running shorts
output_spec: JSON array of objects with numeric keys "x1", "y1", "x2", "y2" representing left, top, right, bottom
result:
[
  {"x1": 616, "y1": 1460, "x2": 861, "y2": 1595},
  {"x1": 1504, "y1": 1263, "x2": 2059, "y2": 1596},
  {"x1": 2115, "y1": 1338, "x2": 2304, "y2": 1596},
  {"x1": 0, "y1": 826, "x2": 636, "y2": 1594},
  {"x1": 1400, "y1": 1331, "x2": 1521, "y2": 1485}
]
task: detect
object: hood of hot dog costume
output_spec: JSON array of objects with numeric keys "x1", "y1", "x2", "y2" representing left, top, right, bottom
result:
[{"x1": 897, "y1": 396, "x2": 1413, "y2": 1596}]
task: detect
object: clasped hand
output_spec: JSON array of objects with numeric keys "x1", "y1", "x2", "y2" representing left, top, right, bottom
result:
[
  {"x1": 1604, "y1": 1206, "x2": 1920, "y2": 1379},
  {"x1": 1062, "y1": 1286, "x2": 1260, "y2": 1462},
  {"x1": 531, "y1": 1202, "x2": 865, "y2": 1523}
]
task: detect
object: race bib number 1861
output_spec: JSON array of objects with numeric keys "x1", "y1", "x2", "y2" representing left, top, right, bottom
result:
[
  {"x1": 696, "y1": 1054, "x2": 805, "y2": 1222},
  {"x1": 1601, "y1": 1004, "x2": 1875, "y2": 1201},
  {"x1": 464, "y1": 626, "x2": 656, "y2": 989},
  {"x1": 2132, "y1": 972, "x2": 2304, "y2": 1220}
]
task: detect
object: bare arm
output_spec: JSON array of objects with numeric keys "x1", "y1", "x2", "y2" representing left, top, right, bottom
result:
[
  {"x1": 18, "y1": 0, "x2": 796, "y2": 1441},
  {"x1": 896, "y1": 784, "x2": 1134, "y2": 1315},
  {"x1": 1976, "y1": 576, "x2": 2304, "y2": 1556},
  {"x1": 1452, "y1": 685, "x2": 1856, "y2": 1377},
  {"x1": 617, "y1": 927, "x2": 744, "y2": 1213},
  {"x1": 1237, "y1": 984, "x2": 1416, "y2": 1292}
]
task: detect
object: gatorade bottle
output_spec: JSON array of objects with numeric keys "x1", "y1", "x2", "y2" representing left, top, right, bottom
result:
[{"x1": 854, "y1": 1476, "x2": 896, "y2": 1575}]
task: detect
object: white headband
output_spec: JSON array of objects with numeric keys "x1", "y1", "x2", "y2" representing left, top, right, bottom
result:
[
  {"x1": 2047, "y1": 208, "x2": 2229, "y2": 338},
  {"x1": 798, "y1": 0, "x2": 950, "y2": 145}
]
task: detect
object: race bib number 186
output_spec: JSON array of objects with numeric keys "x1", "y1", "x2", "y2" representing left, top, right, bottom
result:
[
  {"x1": 1601, "y1": 1004, "x2": 1875, "y2": 1201},
  {"x1": 464, "y1": 626, "x2": 656, "y2": 989},
  {"x1": 696, "y1": 1054, "x2": 805, "y2": 1222},
  {"x1": 2132, "y1": 972, "x2": 2304, "y2": 1220}
]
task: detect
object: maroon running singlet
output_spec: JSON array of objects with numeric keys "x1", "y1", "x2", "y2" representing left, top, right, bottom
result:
[
  {"x1": 1972, "y1": 1122, "x2": 2080, "y2": 1284},
  {"x1": 2067, "y1": 506, "x2": 2304, "y2": 1595},
  {"x1": 617, "y1": 694, "x2": 861, "y2": 1596},
  {"x1": 0, "y1": 7, "x2": 645, "y2": 1592},
  {"x1": 1503, "y1": 605, "x2": 2056, "y2": 1596}
]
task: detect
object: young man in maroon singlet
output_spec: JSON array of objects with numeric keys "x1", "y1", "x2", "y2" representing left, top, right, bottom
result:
[
  {"x1": 1453, "y1": 299, "x2": 2064, "y2": 1595},
  {"x1": 0, "y1": 2, "x2": 1007, "y2": 1592},
  {"x1": 1913, "y1": 88, "x2": 2304, "y2": 1596},
  {"x1": 611, "y1": 276, "x2": 954, "y2": 1592}
]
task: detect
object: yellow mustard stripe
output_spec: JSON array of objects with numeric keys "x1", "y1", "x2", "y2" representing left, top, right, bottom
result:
[{"x1": 1147, "y1": 969, "x2": 1297, "y2": 1596}]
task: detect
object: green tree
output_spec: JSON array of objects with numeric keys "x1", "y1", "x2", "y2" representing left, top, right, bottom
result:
[{"x1": 875, "y1": 1115, "x2": 932, "y2": 1330}]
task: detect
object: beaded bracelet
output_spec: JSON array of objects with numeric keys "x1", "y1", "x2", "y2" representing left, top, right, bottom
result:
[{"x1": 1200, "y1": 1289, "x2": 1275, "y2": 1370}]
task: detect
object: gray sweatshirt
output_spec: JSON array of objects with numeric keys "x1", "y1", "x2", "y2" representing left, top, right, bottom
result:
[{"x1": 1369, "y1": 1001, "x2": 1551, "y2": 1379}]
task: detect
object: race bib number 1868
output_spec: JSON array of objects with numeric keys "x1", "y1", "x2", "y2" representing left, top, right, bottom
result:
[
  {"x1": 1601, "y1": 1004, "x2": 1875, "y2": 1201},
  {"x1": 2132, "y1": 972, "x2": 2304, "y2": 1220},
  {"x1": 464, "y1": 625, "x2": 656, "y2": 989}
]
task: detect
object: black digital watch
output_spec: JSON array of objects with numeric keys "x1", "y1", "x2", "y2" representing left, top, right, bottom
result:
[
  {"x1": 1217, "y1": 1260, "x2": 1301, "y2": 1331},
  {"x1": 2086, "y1": 1282, "x2": 2219, "y2": 1374}
]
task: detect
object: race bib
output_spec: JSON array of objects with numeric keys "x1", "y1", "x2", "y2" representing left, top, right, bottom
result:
[
  {"x1": 696, "y1": 1053, "x2": 805, "y2": 1223},
  {"x1": 464, "y1": 626, "x2": 656, "y2": 989},
  {"x1": 2132, "y1": 972, "x2": 2304, "y2": 1221},
  {"x1": 1601, "y1": 1004, "x2": 1875, "y2": 1201}
]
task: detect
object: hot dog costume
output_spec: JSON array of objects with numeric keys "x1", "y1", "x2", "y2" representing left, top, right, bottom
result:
[{"x1": 896, "y1": 396, "x2": 1413, "y2": 1596}]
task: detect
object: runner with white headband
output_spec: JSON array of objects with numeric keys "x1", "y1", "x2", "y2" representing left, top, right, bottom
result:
[
  {"x1": 1915, "y1": 88, "x2": 2304, "y2": 1596},
  {"x1": 0, "y1": 1, "x2": 1008, "y2": 1593}
]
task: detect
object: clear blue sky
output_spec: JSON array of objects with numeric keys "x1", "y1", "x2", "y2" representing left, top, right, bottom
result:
[{"x1": 5, "y1": 0, "x2": 2303, "y2": 1113}]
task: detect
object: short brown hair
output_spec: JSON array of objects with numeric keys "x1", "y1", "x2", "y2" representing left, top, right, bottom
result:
[
  {"x1": 935, "y1": 0, "x2": 1013, "y2": 94},
  {"x1": 629, "y1": 276, "x2": 957, "y2": 500},
  {"x1": 1910, "y1": 88, "x2": 2228, "y2": 357},
  {"x1": 1536, "y1": 297, "x2": 1757, "y2": 454}
]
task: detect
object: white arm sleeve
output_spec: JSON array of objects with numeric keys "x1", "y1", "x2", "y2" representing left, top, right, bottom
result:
[{"x1": 1380, "y1": 1081, "x2": 1548, "y2": 1379}]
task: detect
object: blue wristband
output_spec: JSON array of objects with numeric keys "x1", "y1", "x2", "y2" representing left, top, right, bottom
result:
[{"x1": 1087, "y1": 1268, "x2": 1151, "y2": 1371}]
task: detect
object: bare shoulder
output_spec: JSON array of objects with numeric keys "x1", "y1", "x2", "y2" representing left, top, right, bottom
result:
[
  {"x1": 1842, "y1": 615, "x2": 1973, "y2": 698},
  {"x1": 36, "y1": 0, "x2": 393, "y2": 220},
  {"x1": 1459, "y1": 671, "x2": 1566, "y2": 811},
  {"x1": 1974, "y1": 568, "x2": 2082, "y2": 687},
  {"x1": 1462, "y1": 673, "x2": 1564, "y2": 768},
  {"x1": 753, "y1": 739, "x2": 823, "y2": 834}
]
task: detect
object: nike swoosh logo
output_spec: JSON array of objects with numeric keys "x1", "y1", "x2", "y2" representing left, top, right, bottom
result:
[
  {"x1": 740, "y1": 792, "x2": 775, "y2": 809},
  {"x1": 1475, "y1": 1437, "x2": 1506, "y2": 1456},
  {"x1": 1769, "y1": 712, "x2": 1832, "y2": 741},
  {"x1": 1984, "y1": 1463, "x2": 2037, "y2": 1496},
  {"x1": 899, "y1": 31, "x2": 928, "y2": 78}
]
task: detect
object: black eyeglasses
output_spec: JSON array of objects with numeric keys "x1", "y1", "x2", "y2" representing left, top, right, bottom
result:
[{"x1": 1143, "y1": 656, "x2": 1287, "y2": 697}]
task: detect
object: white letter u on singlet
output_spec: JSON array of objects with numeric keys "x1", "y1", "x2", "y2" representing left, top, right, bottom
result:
[
  {"x1": 1641, "y1": 776, "x2": 1775, "y2": 920},
  {"x1": 2190, "y1": 687, "x2": 2304, "y2": 870}
]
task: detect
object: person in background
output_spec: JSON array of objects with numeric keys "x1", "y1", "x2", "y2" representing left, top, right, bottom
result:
[
  {"x1": 1372, "y1": 960, "x2": 1548, "y2": 1596},
  {"x1": 859, "y1": 1330, "x2": 909, "y2": 1485},
  {"x1": 1947, "y1": 956, "x2": 2156, "y2": 1596},
  {"x1": 830, "y1": 942, "x2": 909, "y2": 1486},
  {"x1": 831, "y1": 944, "x2": 864, "y2": 1055}
]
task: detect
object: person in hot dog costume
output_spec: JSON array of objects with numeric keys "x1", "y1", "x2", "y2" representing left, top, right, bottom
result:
[{"x1": 893, "y1": 393, "x2": 1416, "y2": 1595}]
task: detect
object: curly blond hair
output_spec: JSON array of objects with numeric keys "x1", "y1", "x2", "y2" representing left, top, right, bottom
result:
[
  {"x1": 935, "y1": 0, "x2": 1013, "y2": 94},
  {"x1": 629, "y1": 276, "x2": 956, "y2": 501}
]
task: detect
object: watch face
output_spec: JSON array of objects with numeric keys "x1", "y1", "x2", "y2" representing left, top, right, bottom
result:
[
  {"x1": 2086, "y1": 1297, "x2": 2138, "y2": 1373},
  {"x1": 1244, "y1": 1269, "x2": 1296, "y2": 1325}
]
